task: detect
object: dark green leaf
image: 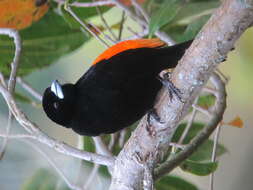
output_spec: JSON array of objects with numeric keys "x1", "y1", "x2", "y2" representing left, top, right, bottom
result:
[
  {"x1": 155, "y1": 175, "x2": 198, "y2": 190},
  {"x1": 99, "y1": 165, "x2": 111, "y2": 178},
  {"x1": 149, "y1": 0, "x2": 185, "y2": 36},
  {"x1": 180, "y1": 160, "x2": 218, "y2": 176},
  {"x1": 172, "y1": 122, "x2": 205, "y2": 143},
  {"x1": 0, "y1": 10, "x2": 89, "y2": 76},
  {"x1": 172, "y1": 123, "x2": 227, "y2": 161},
  {"x1": 161, "y1": 24, "x2": 187, "y2": 42},
  {"x1": 190, "y1": 140, "x2": 227, "y2": 161},
  {"x1": 61, "y1": 6, "x2": 82, "y2": 29}
]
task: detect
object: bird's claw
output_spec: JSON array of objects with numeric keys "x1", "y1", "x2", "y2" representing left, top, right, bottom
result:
[
  {"x1": 157, "y1": 71, "x2": 184, "y2": 103},
  {"x1": 147, "y1": 108, "x2": 164, "y2": 125}
]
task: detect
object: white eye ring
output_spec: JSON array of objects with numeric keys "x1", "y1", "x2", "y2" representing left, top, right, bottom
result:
[
  {"x1": 51, "y1": 80, "x2": 64, "y2": 99},
  {"x1": 53, "y1": 102, "x2": 59, "y2": 109}
]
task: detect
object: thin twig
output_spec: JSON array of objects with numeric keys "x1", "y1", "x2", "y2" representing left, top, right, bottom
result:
[
  {"x1": 124, "y1": 27, "x2": 149, "y2": 40},
  {"x1": 83, "y1": 164, "x2": 100, "y2": 189},
  {"x1": 64, "y1": 4, "x2": 110, "y2": 48},
  {"x1": 17, "y1": 77, "x2": 42, "y2": 102},
  {"x1": 215, "y1": 68, "x2": 230, "y2": 84},
  {"x1": 0, "y1": 73, "x2": 7, "y2": 88},
  {"x1": 118, "y1": 11, "x2": 126, "y2": 40},
  {"x1": 108, "y1": 132, "x2": 119, "y2": 151},
  {"x1": 192, "y1": 105, "x2": 212, "y2": 118},
  {"x1": 0, "y1": 82, "x2": 115, "y2": 166},
  {"x1": 209, "y1": 123, "x2": 222, "y2": 190},
  {"x1": 54, "y1": 0, "x2": 114, "y2": 7},
  {"x1": 177, "y1": 97, "x2": 199, "y2": 145},
  {"x1": 203, "y1": 87, "x2": 219, "y2": 96},
  {"x1": 93, "y1": 137, "x2": 113, "y2": 157},
  {"x1": 88, "y1": 22, "x2": 116, "y2": 44},
  {"x1": 25, "y1": 140, "x2": 84, "y2": 190},
  {"x1": 119, "y1": 129, "x2": 127, "y2": 148},
  {"x1": 169, "y1": 142, "x2": 186, "y2": 150},
  {"x1": 93, "y1": 136, "x2": 114, "y2": 174},
  {"x1": 110, "y1": 0, "x2": 175, "y2": 45},
  {"x1": 130, "y1": 0, "x2": 150, "y2": 23},
  {"x1": 0, "y1": 133, "x2": 35, "y2": 139},
  {"x1": 93, "y1": 0, "x2": 118, "y2": 42},
  {"x1": 0, "y1": 28, "x2": 22, "y2": 160}
]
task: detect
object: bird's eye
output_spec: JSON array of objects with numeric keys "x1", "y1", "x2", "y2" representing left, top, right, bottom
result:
[{"x1": 53, "y1": 102, "x2": 59, "y2": 109}]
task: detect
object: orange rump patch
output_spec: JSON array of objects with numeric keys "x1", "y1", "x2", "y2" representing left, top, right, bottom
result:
[{"x1": 93, "y1": 38, "x2": 166, "y2": 65}]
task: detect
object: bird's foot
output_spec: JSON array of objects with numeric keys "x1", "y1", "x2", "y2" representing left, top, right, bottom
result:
[
  {"x1": 158, "y1": 71, "x2": 184, "y2": 102},
  {"x1": 147, "y1": 108, "x2": 164, "y2": 125}
]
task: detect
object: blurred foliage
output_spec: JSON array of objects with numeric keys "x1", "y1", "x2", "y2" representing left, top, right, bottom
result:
[
  {"x1": 172, "y1": 123, "x2": 227, "y2": 161},
  {"x1": 149, "y1": 0, "x2": 185, "y2": 36},
  {"x1": 147, "y1": 0, "x2": 220, "y2": 41},
  {"x1": 155, "y1": 175, "x2": 198, "y2": 190},
  {"x1": 22, "y1": 168, "x2": 71, "y2": 190},
  {"x1": 197, "y1": 94, "x2": 216, "y2": 109},
  {"x1": 180, "y1": 160, "x2": 218, "y2": 176},
  {"x1": 0, "y1": 10, "x2": 89, "y2": 76},
  {"x1": 14, "y1": 92, "x2": 33, "y2": 104}
]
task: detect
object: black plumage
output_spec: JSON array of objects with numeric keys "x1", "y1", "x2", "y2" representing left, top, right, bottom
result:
[{"x1": 42, "y1": 40, "x2": 192, "y2": 136}]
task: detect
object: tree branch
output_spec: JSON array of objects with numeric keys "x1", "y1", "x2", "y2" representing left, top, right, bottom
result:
[
  {"x1": 25, "y1": 140, "x2": 83, "y2": 190},
  {"x1": 0, "y1": 82, "x2": 115, "y2": 167},
  {"x1": 17, "y1": 77, "x2": 42, "y2": 102},
  {"x1": 0, "y1": 28, "x2": 22, "y2": 159},
  {"x1": 109, "y1": 0, "x2": 253, "y2": 189},
  {"x1": 154, "y1": 73, "x2": 226, "y2": 179},
  {"x1": 54, "y1": 0, "x2": 114, "y2": 7}
]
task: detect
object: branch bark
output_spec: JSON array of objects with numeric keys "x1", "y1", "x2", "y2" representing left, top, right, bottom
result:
[
  {"x1": 154, "y1": 73, "x2": 226, "y2": 180},
  {"x1": 109, "y1": 0, "x2": 253, "y2": 189}
]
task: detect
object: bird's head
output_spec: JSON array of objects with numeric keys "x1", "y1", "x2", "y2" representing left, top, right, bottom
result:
[{"x1": 42, "y1": 80, "x2": 76, "y2": 127}]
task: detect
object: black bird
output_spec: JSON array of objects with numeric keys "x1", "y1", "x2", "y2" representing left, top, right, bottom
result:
[{"x1": 42, "y1": 39, "x2": 191, "y2": 136}]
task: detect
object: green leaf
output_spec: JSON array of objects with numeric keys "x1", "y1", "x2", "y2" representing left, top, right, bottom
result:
[
  {"x1": 82, "y1": 136, "x2": 95, "y2": 152},
  {"x1": 0, "y1": 10, "x2": 89, "y2": 76},
  {"x1": 161, "y1": 24, "x2": 187, "y2": 42},
  {"x1": 160, "y1": 1, "x2": 219, "y2": 42},
  {"x1": 172, "y1": 122, "x2": 205, "y2": 143},
  {"x1": 72, "y1": 0, "x2": 111, "y2": 19},
  {"x1": 155, "y1": 175, "x2": 198, "y2": 190},
  {"x1": 149, "y1": 0, "x2": 186, "y2": 36},
  {"x1": 197, "y1": 94, "x2": 216, "y2": 109},
  {"x1": 189, "y1": 140, "x2": 227, "y2": 161},
  {"x1": 172, "y1": 1, "x2": 220, "y2": 25},
  {"x1": 61, "y1": 0, "x2": 111, "y2": 29},
  {"x1": 180, "y1": 160, "x2": 218, "y2": 176},
  {"x1": 172, "y1": 123, "x2": 227, "y2": 161}
]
